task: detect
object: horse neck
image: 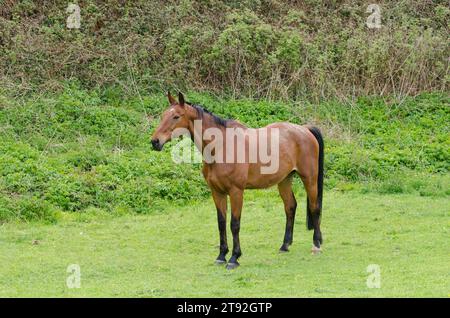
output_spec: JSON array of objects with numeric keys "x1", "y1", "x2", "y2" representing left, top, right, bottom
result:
[{"x1": 186, "y1": 107, "x2": 226, "y2": 154}]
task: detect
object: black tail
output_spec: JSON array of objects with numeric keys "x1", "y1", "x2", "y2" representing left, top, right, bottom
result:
[{"x1": 306, "y1": 126, "x2": 324, "y2": 230}]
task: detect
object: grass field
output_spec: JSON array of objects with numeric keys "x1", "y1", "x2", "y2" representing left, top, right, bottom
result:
[{"x1": 1, "y1": 190, "x2": 448, "y2": 297}]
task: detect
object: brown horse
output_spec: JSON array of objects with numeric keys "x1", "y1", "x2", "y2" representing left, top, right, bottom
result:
[{"x1": 151, "y1": 92, "x2": 324, "y2": 270}]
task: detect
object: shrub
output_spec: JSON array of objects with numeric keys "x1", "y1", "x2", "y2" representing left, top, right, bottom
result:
[
  {"x1": 0, "y1": 1, "x2": 447, "y2": 100},
  {"x1": 0, "y1": 88, "x2": 447, "y2": 222}
]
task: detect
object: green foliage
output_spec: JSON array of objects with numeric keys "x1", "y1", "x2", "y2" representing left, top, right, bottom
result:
[
  {"x1": 0, "y1": 193, "x2": 59, "y2": 223},
  {"x1": 0, "y1": 87, "x2": 448, "y2": 221}
]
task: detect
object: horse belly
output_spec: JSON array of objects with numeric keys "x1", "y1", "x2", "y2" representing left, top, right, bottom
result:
[
  {"x1": 244, "y1": 163, "x2": 293, "y2": 189},
  {"x1": 244, "y1": 129, "x2": 298, "y2": 189}
]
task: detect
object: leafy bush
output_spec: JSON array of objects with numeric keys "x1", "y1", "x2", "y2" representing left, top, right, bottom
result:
[{"x1": 0, "y1": 86, "x2": 448, "y2": 222}]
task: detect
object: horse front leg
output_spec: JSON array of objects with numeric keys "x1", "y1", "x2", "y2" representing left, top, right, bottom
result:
[
  {"x1": 212, "y1": 190, "x2": 228, "y2": 264},
  {"x1": 226, "y1": 187, "x2": 244, "y2": 270}
]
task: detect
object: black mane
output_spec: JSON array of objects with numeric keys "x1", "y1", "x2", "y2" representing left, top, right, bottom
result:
[{"x1": 189, "y1": 103, "x2": 229, "y2": 127}]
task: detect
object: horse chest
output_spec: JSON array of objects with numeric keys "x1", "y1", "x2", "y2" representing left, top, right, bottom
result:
[{"x1": 202, "y1": 165, "x2": 218, "y2": 187}]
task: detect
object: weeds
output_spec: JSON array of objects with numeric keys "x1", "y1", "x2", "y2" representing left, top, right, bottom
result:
[
  {"x1": 0, "y1": 86, "x2": 448, "y2": 221},
  {"x1": 0, "y1": 1, "x2": 448, "y2": 100}
]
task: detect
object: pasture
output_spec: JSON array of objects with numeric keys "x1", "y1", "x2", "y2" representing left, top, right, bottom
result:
[{"x1": 1, "y1": 190, "x2": 448, "y2": 297}]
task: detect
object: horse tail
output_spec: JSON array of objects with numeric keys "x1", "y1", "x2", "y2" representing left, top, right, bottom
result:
[{"x1": 306, "y1": 126, "x2": 324, "y2": 230}]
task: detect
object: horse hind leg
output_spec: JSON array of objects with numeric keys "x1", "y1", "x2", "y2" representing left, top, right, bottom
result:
[
  {"x1": 278, "y1": 175, "x2": 297, "y2": 252},
  {"x1": 226, "y1": 187, "x2": 244, "y2": 270},
  {"x1": 301, "y1": 175, "x2": 323, "y2": 254}
]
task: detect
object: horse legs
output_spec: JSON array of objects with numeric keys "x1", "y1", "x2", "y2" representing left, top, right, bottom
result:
[
  {"x1": 212, "y1": 190, "x2": 228, "y2": 264},
  {"x1": 301, "y1": 175, "x2": 322, "y2": 254},
  {"x1": 226, "y1": 187, "x2": 243, "y2": 270},
  {"x1": 278, "y1": 176, "x2": 297, "y2": 252}
]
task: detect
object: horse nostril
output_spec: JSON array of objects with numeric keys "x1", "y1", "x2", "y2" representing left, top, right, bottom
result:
[{"x1": 151, "y1": 138, "x2": 162, "y2": 150}]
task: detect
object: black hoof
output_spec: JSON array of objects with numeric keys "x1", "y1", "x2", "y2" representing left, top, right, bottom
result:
[
  {"x1": 215, "y1": 259, "x2": 227, "y2": 265},
  {"x1": 279, "y1": 245, "x2": 289, "y2": 252},
  {"x1": 226, "y1": 262, "x2": 239, "y2": 270}
]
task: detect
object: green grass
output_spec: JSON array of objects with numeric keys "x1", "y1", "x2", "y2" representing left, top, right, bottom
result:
[{"x1": 1, "y1": 190, "x2": 448, "y2": 297}]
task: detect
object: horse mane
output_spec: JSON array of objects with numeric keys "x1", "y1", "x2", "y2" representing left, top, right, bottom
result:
[{"x1": 189, "y1": 103, "x2": 232, "y2": 127}]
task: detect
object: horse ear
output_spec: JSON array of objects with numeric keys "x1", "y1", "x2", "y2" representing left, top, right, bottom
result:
[
  {"x1": 167, "y1": 91, "x2": 176, "y2": 105},
  {"x1": 178, "y1": 92, "x2": 185, "y2": 106}
]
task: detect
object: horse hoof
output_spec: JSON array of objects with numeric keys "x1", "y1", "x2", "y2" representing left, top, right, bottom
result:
[
  {"x1": 215, "y1": 259, "x2": 227, "y2": 265},
  {"x1": 226, "y1": 262, "x2": 239, "y2": 270},
  {"x1": 311, "y1": 245, "x2": 322, "y2": 255},
  {"x1": 279, "y1": 246, "x2": 289, "y2": 253}
]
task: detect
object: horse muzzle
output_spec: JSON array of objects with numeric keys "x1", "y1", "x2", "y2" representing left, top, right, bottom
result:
[{"x1": 151, "y1": 138, "x2": 163, "y2": 151}]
